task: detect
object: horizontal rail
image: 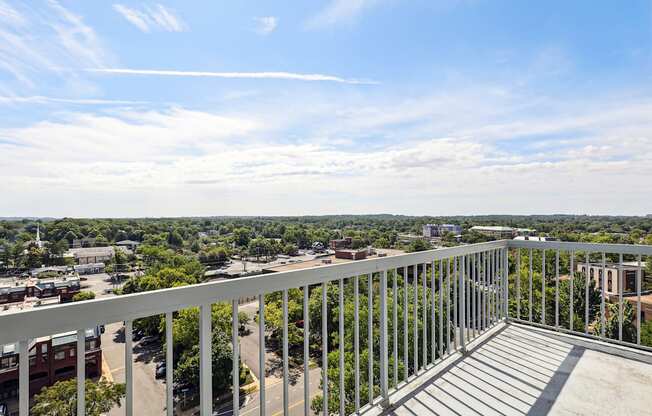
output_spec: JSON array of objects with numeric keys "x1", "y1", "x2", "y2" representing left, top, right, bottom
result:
[
  {"x1": 507, "y1": 239, "x2": 652, "y2": 255},
  {"x1": 0, "y1": 240, "x2": 507, "y2": 345}
]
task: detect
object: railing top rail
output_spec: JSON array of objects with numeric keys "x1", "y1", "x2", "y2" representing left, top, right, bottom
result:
[
  {"x1": 0, "y1": 240, "x2": 507, "y2": 345},
  {"x1": 507, "y1": 239, "x2": 652, "y2": 255}
]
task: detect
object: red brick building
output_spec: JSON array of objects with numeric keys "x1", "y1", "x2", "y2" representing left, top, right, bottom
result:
[{"x1": 0, "y1": 327, "x2": 102, "y2": 400}]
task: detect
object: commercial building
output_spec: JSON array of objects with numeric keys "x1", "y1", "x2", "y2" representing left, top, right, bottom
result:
[
  {"x1": 65, "y1": 246, "x2": 116, "y2": 264},
  {"x1": 262, "y1": 248, "x2": 404, "y2": 273},
  {"x1": 422, "y1": 224, "x2": 462, "y2": 238},
  {"x1": 334, "y1": 248, "x2": 367, "y2": 260},
  {"x1": 0, "y1": 276, "x2": 80, "y2": 306},
  {"x1": 469, "y1": 225, "x2": 516, "y2": 239},
  {"x1": 115, "y1": 240, "x2": 141, "y2": 251},
  {"x1": 329, "y1": 237, "x2": 353, "y2": 250},
  {"x1": 0, "y1": 327, "x2": 102, "y2": 398}
]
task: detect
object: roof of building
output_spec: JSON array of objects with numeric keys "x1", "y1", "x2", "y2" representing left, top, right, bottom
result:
[
  {"x1": 66, "y1": 246, "x2": 115, "y2": 257},
  {"x1": 263, "y1": 248, "x2": 405, "y2": 273},
  {"x1": 116, "y1": 240, "x2": 141, "y2": 245},
  {"x1": 470, "y1": 226, "x2": 515, "y2": 232}
]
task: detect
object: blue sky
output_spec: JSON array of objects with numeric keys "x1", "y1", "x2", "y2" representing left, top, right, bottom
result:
[{"x1": 0, "y1": 0, "x2": 651, "y2": 217}]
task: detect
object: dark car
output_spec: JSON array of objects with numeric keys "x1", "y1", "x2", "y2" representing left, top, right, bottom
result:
[
  {"x1": 139, "y1": 335, "x2": 158, "y2": 347},
  {"x1": 155, "y1": 362, "x2": 166, "y2": 379}
]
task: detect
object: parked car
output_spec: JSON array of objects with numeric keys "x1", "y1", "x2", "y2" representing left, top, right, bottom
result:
[
  {"x1": 155, "y1": 362, "x2": 166, "y2": 379},
  {"x1": 139, "y1": 335, "x2": 158, "y2": 346}
]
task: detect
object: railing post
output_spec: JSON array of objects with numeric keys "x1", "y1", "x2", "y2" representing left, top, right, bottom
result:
[
  {"x1": 504, "y1": 246, "x2": 509, "y2": 321},
  {"x1": 18, "y1": 339, "x2": 28, "y2": 416},
  {"x1": 200, "y1": 304, "x2": 212, "y2": 416},
  {"x1": 125, "y1": 320, "x2": 133, "y2": 416},
  {"x1": 77, "y1": 329, "x2": 86, "y2": 416},
  {"x1": 379, "y1": 269, "x2": 389, "y2": 407},
  {"x1": 459, "y1": 255, "x2": 466, "y2": 354}
]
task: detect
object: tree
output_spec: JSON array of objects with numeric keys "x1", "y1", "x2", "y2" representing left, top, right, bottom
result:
[
  {"x1": 407, "y1": 239, "x2": 430, "y2": 252},
  {"x1": 32, "y1": 378, "x2": 125, "y2": 416},
  {"x1": 72, "y1": 291, "x2": 96, "y2": 302},
  {"x1": 641, "y1": 320, "x2": 652, "y2": 347},
  {"x1": 167, "y1": 230, "x2": 184, "y2": 248}
]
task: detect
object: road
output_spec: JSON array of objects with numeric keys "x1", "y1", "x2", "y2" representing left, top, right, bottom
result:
[{"x1": 101, "y1": 322, "x2": 167, "y2": 416}]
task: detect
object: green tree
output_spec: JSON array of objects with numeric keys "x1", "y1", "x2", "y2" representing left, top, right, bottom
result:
[
  {"x1": 407, "y1": 239, "x2": 430, "y2": 252},
  {"x1": 72, "y1": 291, "x2": 96, "y2": 302},
  {"x1": 31, "y1": 378, "x2": 125, "y2": 416}
]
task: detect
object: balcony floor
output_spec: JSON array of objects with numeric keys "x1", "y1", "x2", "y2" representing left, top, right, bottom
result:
[{"x1": 386, "y1": 324, "x2": 652, "y2": 416}]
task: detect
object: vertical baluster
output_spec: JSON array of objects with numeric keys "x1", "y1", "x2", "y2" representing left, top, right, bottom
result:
[
  {"x1": 354, "y1": 277, "x2": 360, "y2": 412},
  {"x1": 453, "y1": 257, "x2": 458, "y2": 349},
  {"x1": 504, "y1": 247, "x2": 509, "y2": 320},
  {"x1": 472, "y1": 253, "x2": 477, "y2": 338},
  {"x1": 77, "y1": 329, "x2": 86, "y2": 416},
  {"x1": 380, "y1": 270, "x2": 389, "y2": 404},
  {"x1": 529, "y1": 249, "x2": 533, "y2": 322},
  {"x1": 303, "y1": 288, "x2": 309, "y2": 416},
  {"x1": 403, "y1": 266, "x2": 409, "y2": 380},
  {"x1": 481, "y1": 252, "x2": 486, "y2": 331},
  {"x1": 459, "y1": 255, "x2": 466, "y2": 353},
  {"x1": 413, "y1": 265, "x2": 418, "y2": 374},
  {"x1": 422, "y1": 263, "x2": 427, "y2": 368},
  {"x1": 430, "y1": 261, "x2": 436, "y2": 364},
  {"x1": 438, "y1": 259, "x2": 443, "y2": 359},
  {"x1": 465, "y1": 255, "x2": 470, "y2": 340},
  {"x1": 516, "y1": 249, "x2": 521, "y2": 320},
  {"x1": 322, "y1": 282, "x2": 328, "y2": 416},
  {"x1": 570, "y1": 252, "x2": 574, "y2": 332},
  {"x1": 618, "y1": 254, "x2": 623, "y2": 342},
  {"x1": 600, "y1": 253, "x2": 606, "y2": 339},
  {"x1": 125, "y1": 320, "x2": 134, "y2": 416},
  {"x1": 260, "y1": 294, "x2": 267, "y2": 416},
  {"x1": 541, "y1": 250, "x2": 546, "y2": 325},
  {"x1": 368, "y1": 273, "x2": 374, "y2": 404},
  {"x1": 200, "y1": 305, "x2": 212, "y2": 416},
  {"x1": 446, "y1": 259, "x2": 451, "y2": 353},
  {"x1": 166, "y1": 312, "x2": 173, "y2": 416},
  {"x1": 393, "y1": 269, "x2": 398, "y2": 386},
  {"x1": 490, "y1": 250, "x2": 494, "y2": 325},
  {"x1": 585, "y1": 253, "x2": 590, "y2": 334},
  {"x1": 637, "y1": 255, "x2": 642, "y2": 345},
  {"x1": 339, "y1": 279, "x2": 345, "y2": 416},
  {"x1": 18, "y1": 339, "x2": 28, "y2": 416},
  {"x1": 283, "y1": 290, "x2": 289, "y2": 416},
  {"x1": 555, "y1": 250, "x2": 560, "y2": 329},
  {"x1": 234, "y1": 300, "x2": 241, "y2": 416}
]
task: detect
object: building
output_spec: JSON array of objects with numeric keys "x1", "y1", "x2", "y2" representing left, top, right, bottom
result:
[
  {"x1": 515, "y1": 228, "x2": 537, "y2": 236},
  {"x1": 65, "y1": 246, "x2": 115, "y2": 264},
  {"x1": 71, "y1": 238, "x2": 97, "y2": 248},
  {"x1": 513, "y1": 236, "x2": 553, "y2": 241},
  {"x1": 0, "y1": 276, "x2": 80, "y2": 306},
  {"x1": 115, "y1": 240, "x2": 140, "y2": 251},
  {"x1": 329, "y1": 237, "x2": 352, "y2": 250},
  {"x1": 262, "y1": 248, "x2": 404, "y2": 273},
  {"x1": 576, "y1": 262, "x2": 647, "y2": 296},
  {"x1": 334, "y1": 248, "x2": 367, "y2": 260},
  {"x1": 73, "y1": 262, "x2": 105, "y2": 275},
  {"x1": 422, "y1": 224, "x2": 462, "y2": 238},
  {"x1": 577, "y1": 262, "x2": 651, "y2": 323},
  {"x1": 0, "y1": 327, "x2": 102, "y2": 398},
  {"x1": 470, "y1": 225, "x2": 516, "y2": 239}
]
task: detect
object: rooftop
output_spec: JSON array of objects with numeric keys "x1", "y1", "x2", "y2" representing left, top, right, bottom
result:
[{"x1": 385, "y1": 324, "x2": 652, "y2": 416}]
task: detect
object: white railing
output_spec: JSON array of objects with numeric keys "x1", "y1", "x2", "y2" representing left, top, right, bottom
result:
[{"x1": 1, "y1": 239, "x2": 650, "y2": 416}]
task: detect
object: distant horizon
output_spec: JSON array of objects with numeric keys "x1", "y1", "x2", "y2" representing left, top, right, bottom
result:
[{"x1": 2, "y1": 213, "x2": 651, "y2": 221}]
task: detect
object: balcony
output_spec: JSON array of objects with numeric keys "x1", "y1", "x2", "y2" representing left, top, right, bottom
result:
[{"x1": 1, "y1": 240, "x2": 651, "y2": 416}]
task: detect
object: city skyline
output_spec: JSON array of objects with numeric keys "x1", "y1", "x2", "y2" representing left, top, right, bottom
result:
[{"x1": 1, "y1": 0, "x2": 651, "y2": 217}]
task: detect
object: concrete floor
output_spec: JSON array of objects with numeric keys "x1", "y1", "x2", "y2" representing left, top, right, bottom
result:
[{"x1": 386, "y1": 324, "x2": 652, "y2": 416}]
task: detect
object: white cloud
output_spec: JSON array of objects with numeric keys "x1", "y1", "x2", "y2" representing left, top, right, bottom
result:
[
  {"x1": 0, "y1": 0, "x2": 110, "y2": 91},
  {"x1": 306, "y1": 0, "x2": 378, "y2": 28},
  {"x1": 1, "y1": 91, "x2": 651, "y2": 216},
  {"x1": 85, "y1": 67, "x2": 378, "y2": 84},
  {"x1": 0, "y1": 95, "x2": 149, "y2": 106},
  {"x1": 113, "y1": 3, "x2": 186, "y2": 33},
  {"x1": 254, "y1": 16, "x2": 277, "y2": 35}
]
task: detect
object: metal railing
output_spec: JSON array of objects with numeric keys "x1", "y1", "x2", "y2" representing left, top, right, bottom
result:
[{"x1": 1, "y1": 239, "x2": 650, "y2": 415}]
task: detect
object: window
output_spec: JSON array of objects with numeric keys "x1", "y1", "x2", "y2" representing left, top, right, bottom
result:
[
  {"x1": 54, "y1": 351, "x2": 65, "y2": 360},
  {"x1": 590, "y1": 269, "x2": 594, "y2": 278},
  {"x1": 608, "y1": 276, "x2": 612, "y2": 292},
  {"x1": 70, "y1": 348, "x2": 75, "y2": 357}
]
